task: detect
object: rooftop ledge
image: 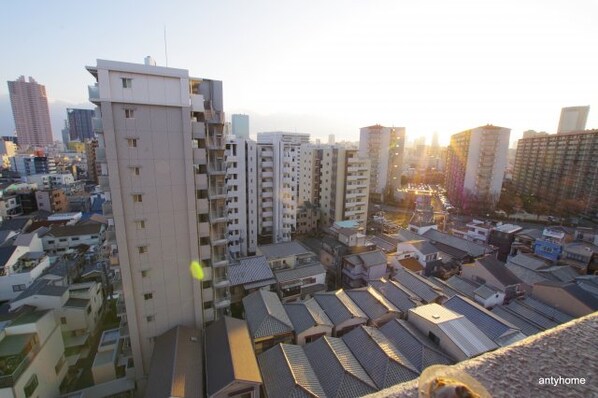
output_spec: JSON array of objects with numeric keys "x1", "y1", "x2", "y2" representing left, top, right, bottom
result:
[{"x1": 366, "y1": 312, "x2": 598, "y2": 397}]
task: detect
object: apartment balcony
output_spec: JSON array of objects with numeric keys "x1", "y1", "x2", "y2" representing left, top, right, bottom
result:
[
  {"x1": 262, "y1": 161, "x2": 274, "y2": 168},
  {"x1": 261, "y1": 150, "x2": 274, "y2": 158},
  {"x1": 99, "y1": 175, "x2": 110, "y2": 191},
  {"x1": 106, "y1": 228, "x2": 116, "y2": 244},
  {"x1": 195, "y1": 174, "x2": 208, "y2": 190},
  {"x1": 102, "y1": 201, "x2": 113, "y2": 217},
  {"x1": 199, "y1": 244, "x2": 211, "y2": 260},
  {"x1": 208, "y1": 160, "x2": 226, "y2": 175},
  {"x1": 109, "y1": 250, "x2": 120, "y2": 267},
  {"x1": 203, "y1": 287, "x2": 214, "y2": 302},
  {"x1": 119, "y1": 319, "x2": 130, "y2": 338},
  {"x1": 262, "y1": 220, "x2": 273, "y2": 227},
  {"x1": 283, "y1": 207, "x2": 294, "y2": 215},
  {"x1": 283, "y1": 177, "x2": 293, "y2": 184},
  {"x1": 196, "y1": 198, "x2": 209, "y2": 214},
  {"x1": 262, "y1": 200, "x2": 273, "y2": 208},
  {"x1": 262, "y1": 181, "x2": 274, "y2": 188},
  {"x1": 263, "y1": 211, "x2": 273, "y2": 217},
  {"x1": 209, "y1": 209, "x2": 227, "y2": 223},
  {"x1": 88, "y1": 84, "x2": 100, "y2": 103},
  {"x1": 198, "y1": 221, "x2": 210, "y2": 237},
  {"x1": 92, "y1": 117, "x2": 103, "y2": 133},
  {"x1": 208, "y1": 185, "x2": 227, "y2": 200},
  {"x1": 207, "y1": 136, "x2": 225, "y2": 149},
  {"x1": 204, "y1": 307, "x2": 215, "y2": 322},
  {"x1": 0, "y1": 339, "x2": 41, "y2": 388},
  {"x1": 212, "y1": 255, "x2": 228, "y2": 268},
  {"x1": 214, "y1": 276, "x2": 231, "y2": 288},
  {"x1": 190, "y1": 94, "x2": 205, "y2": 112},
  {"x1": 193, "y1": 148, "x2": 207, "y2": 164},
  {"x1": 262, "y1": 171, "x2": 274, "y2": 178},
  {"x1": 211, "y1": 231, "x2": 228, "y2": 246},
  {"x1": 192, "y1": 121, "x2": 206, "y2": 139},
  {"x1": 116, "y1": 296, "x2": 126, "y2": 316},
  {"x1": 262, "y1": 191, "x2": 273, "y2": 198},
  {"x1": 214, "y1": 297, "x2": 231, "y2": 309}
]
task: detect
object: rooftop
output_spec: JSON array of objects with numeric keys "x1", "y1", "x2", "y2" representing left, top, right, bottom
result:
[
  {"x1": 242, "y1": 290, "x2": 293, "y2": 339},
  {"x1": 258, "y1": 241, "x2": 313, "y2": 259},
  {"x1": 422, "y1": 229, "x2": 491, "y2": 258},
  {"x1": 284, "y1": 299, "x2": 332, "y2": 335},
  {"x1": 228, "y1": 256, "x2": 275, "y2": 287},
  {"x1": 475, "y1": 256, "x2": 521, "y2": 286}
]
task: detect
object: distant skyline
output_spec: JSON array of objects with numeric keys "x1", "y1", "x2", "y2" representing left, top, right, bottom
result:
[{"x1": 1, "y1": 0, "x2": 597, "y2": 146}]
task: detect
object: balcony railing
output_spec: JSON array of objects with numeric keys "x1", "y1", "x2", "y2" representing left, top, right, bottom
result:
[
  {"x1": 88, "y1": 84, "x2": 100, "y2": 102},
  {"x1": 0, "y1": 344, "x2": 40, "y2": 388}
]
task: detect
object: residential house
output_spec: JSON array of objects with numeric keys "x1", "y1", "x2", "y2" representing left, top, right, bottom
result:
[
  {"x1": 341, "y1": 250, "x2": 388, "y2": 288},
  {"x1": 392, "y1": 240, "x2": 440, "y2": 275},
  {"x1": 407, "y1": 303, "x2": 498, "y2": 362},
  {"x1": 228, "y1": 256, "x2": 276, "y2": 305},
  {"x1": 422, "y1": 229, "x2": 493, "y2": 259},
  {"x1": 242, "y1": 290, "x2": 294, "y2": 354},
  {"x1": 205, "y1": 317, "x2": 262, "y2": 398},
  {"x1": 345, "y1": 286, "x2": 400, "y2": 327},
  {"x1": 488, "y1": 223, "x2": 522, "y2": 262},
  {"x1": 506, "y1": 253, "x2": 578, "y2": 294},
  {"x1": 42, "y1": 223, "x2": 105, "y2": 256},
  {"x1": 368, "y1": 278, "x2": 419, "y2": 316},
  {"x1": 561, "y1": 241, "x2": 598, "y2": 274},
  {"x1": 461, "y1": 256, "x2": 524, "y2": 301},
  {"x1": 0, "y1": 248, "x2": 50, "y2": 301},
  {"x1": 392, "y1": 267, "x2": 444, "y2": 304},
  {"x1": 35, "y1": 189, "x2": 68, "y2": 213},
  {"x1": 533, "y1": 227, "x2": 571, "y2": 263},
  {"x1": 284, "y1": 299, "x2": 333, "y2": 345},
  {"x1": 429, "y1": 275, "x2": 505, "y2": 308},
  {"x1": 510, "y1": 228, "x2": 542, "y2": 256},
  {"x1": 313, "y1": 290, "x2": 368, "y2": 337},
  {"x1": 532, "y1": 281, "x2": 598, "y2": 317}
]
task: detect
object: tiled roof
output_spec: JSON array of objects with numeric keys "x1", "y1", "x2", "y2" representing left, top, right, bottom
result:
[
  {"x1": 379, "y1": 319, "x2": 453, "y2": 372},
  {"x1": 408, "y1": 240, "x2": 438, "y2": 255},
  {"x1": 431, "y1": 241, "x2": 470, "y2": 260},
  {"x1": 392, "y1": 267, "x2": 442, "y2": 303},
  {"x1": 393, "y1": 229, "x2": 425, "y2": 243},
  {"x1": 258, "y1": 241, "x2": 313, "y2": 259},
  {"x1": 369, "y1": 278, "x2": 418, "y2": 312},
  {"x1": 205, "y1": 317, "x2": 261, "y2": 396},
  {"x1": 0, "y1": 246, "x2": 18, "y2": 268},
  {"x1": 242, "y1": 290, "x2": 293, "y2": 339},
  {"x1": 46, "y1": 223, "x2": 103, "y2": 237},
  {"x1": 476, "y1": 256, "x2": 521, "y2": 286},
  {"x1": 537, "y1": 266, "x2": 578, "y2": 283},
  {"x1": 515, "y1": 228, "x2": 543, "y2": 240},
  {"x1": 345, "y1": 287, "x2": 400, "y2": 322},
  {"x1": 490, "y1": 306, "x2": 543, "y2": 336},
  {"x1": 0, "y1": 218, "x2": 31, "y2": 232},
  {"x1": 344, "y1": 250, "x2": 387, "y2": 269},
  {"x1": 398, "y1": 258, "x2": 423, "y2": 273},
  {"x1": 474, "y1": 284, "x2": 500, "y2": 300},
  {"x1": 504, "y1": 300, "x2": 559, "y2": 330},
  {"x1": 314, "y1": 290, "x2": 367, "y2": 326},
  {"x1": 342, "y1": 325, "x2": 419, "y2": 389},
  {"x1": 519, "y1": 297, "x2": 573, "y2": 324},
  {"x1": 443, "y1": 295, "x2": 525, "y2": 346},
  {"x1": 369, "y1": 236, "x2": 397, "y2": 252},
  {"x1": 506, "y1": 261, "x2": 551, "y2": 286},
  {"x1": 284, "y1": 299, "x2": 333, "y2": 335},
  {"x1": 443, "y1": 275, "x2": 480, "y2": 299},
  {"x1": 304, "y1": 336, "x2": 377, "y2": 397},
  {"x1": 508, "y1": 253, "x2": 548, "y2": 271},
  {"x1": 258, "y1": 344, "x2": 326, "y2": 398},
  {"x1": 422, "y1": 229, "x2": 490, "y2": 258},
  {"x1": 228, "y1": 256, "x2": 274, "y2": 287},
  {"x1": 13, "y1": 279, "x2": 68, "y2": 302},
  {"x1": 426, "y1": 277, "x2": 462, "y2": 298},
  {"x1": 274, "y1": 262, "x2": 326, "y2": 284}
]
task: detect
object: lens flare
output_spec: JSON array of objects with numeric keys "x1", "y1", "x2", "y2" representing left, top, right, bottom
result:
[{"x1": 190, "y1": 261, "x2": 204, "y2": 280}]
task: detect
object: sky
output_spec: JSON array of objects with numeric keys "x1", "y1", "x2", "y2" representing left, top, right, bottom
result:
[{"x1": 1, "y1": 0, "x2": 597, "y2": 146}]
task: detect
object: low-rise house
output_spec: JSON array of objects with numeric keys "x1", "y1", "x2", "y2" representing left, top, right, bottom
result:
[
  {"x1": 284, "y1": 299, "x2": 333, "y2": 345},
  {"x1": 342, "y1": 325, "x2": 419, "y2": 389},
  {"x1": 465, "y1": 219, "x2": 495, "y2": 244},
  {"x1": 205, "y1": 317, "x2": 262, "y2": 398},
  {"x1": 0, "y1": 309, "x2": 68, "y2": 398},
  {"x1": 392, "y1": 267, "x2": 444, "y2": 304},
  {"x1": 304, "y1": 336, "x2": 377, "y2": 397},
  {"x1": 561, "y1": 241, "x2": 598, "y2": 273},
  {"x1": 429, "y1": 275, "x2": 505, "y2": 308},
  {"x1": 461, "y1": 255, "x2": 524, "y2": 301},
  {"x1": 35, "y1": 188, "x2": 68, "y2": 213},
  {"x1": 42, "y1": 223, "x2": 105, "y2": 256},
  {"x1": 345, "y1": 286, "x2": 400, "y2": 327},
  {"x1": 145, "y1": 326, "x2": 201, "y2": 398},
  {"x1": 368, "y1": 234, "x2": 401, "y2": 254},
  {"x1": 408, "y1": 303, "x2": 498, "y2": 362},
  {"x1": 422, "y1": 229, "x2": 493, "y2": 259},
  {"x1": 443, "y1": 295, "x2": 526, "y2": 346},
  {"x1": 341, "y1": 250, "x2": 388, "y2": 288},
  {"x1": 532, "y1": 281, "x2": 598, "y2": 317},
  {"x1": 314, "y1": 290, "x2": 368, "y2": 337},
  {"x1": 258, "y1": 344, "x2": 326, "y2": 398},
  {"x1": 337, "y1": 227, "x2": 367, "y2": 247},
  {"x1": 510, "y1": 228, "x2": 542, "y2": 256},
  {"x1": 506, "y1": 253, "x2": 578, "y2": 293},
  {"x1": 228, "y1": 256, "x2": 276, "y2": 304},
  {"x1": 379, "y1": 319, "x2": 453, "y2": 372},
  {"x1": 533, "y1": 226, "x2": 572, "y2": 263},
  {"x1": 368, "y1": 278, "x2": 419, "y2": 316},
  {"x1": 242, "y1": 290, "x2": 294, "y2": 354},
  {"x1": 0, "y1": 248, "x2": 51, "y2": 301},
  {"x1": 392, "y1": 240, "x2": 440, "y2": 275}
]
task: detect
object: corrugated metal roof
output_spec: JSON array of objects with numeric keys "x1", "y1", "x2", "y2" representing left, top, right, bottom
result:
[
  {"x1": 505, "y1": 300, "x2": 559, "y2": 330},
  {"x1": 519, "y1": 297, "x2": 573, "y2": 324},
  {"x1": 392, "y1": 267, "x2": 441, "y2": 303},
  {"x1": 342, "y1": 325, "x2": 419, "y2": 389},
  {"x1": 304, "y1": 336, "x2": 377, "y2": 397},
  {"x1": 369, "y1": 279, "x2": 418, "y2": 313},
  {"x1": 258, "y1": 344, "x2": 326, "y2": 398},
  {"x1": 379, "y1": 319, "x2": 453, "y2": 372},
  {"x1": 275, "y1": 262, "x2": 326, "y2": 283},
  {"x1": 490, "y1": 306, "x2": 542, "y2": 336},
  {"x1": 228, "y1": 256, "x2": 274, "y2": 287},
  {"x1": 242, "y1": 290, "x2": 293, "y2": 339},
  {"x1": 437, "y1": 317, "x2": 498, "y2": 358},
  {"x1": 284, "y1": 299, "x2": 333, "y2": 335},
  {"x1": 345, "y1": 287, "x2": 400, "y2": 321},
  {"x1": 314, "y1": 290, "x2": 367, "y2": 326}
]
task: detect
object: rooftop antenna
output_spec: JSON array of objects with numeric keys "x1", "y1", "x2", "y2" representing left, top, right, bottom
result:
[{"x1": 164, "y1": 25, "x2": 168, "y2": 66}]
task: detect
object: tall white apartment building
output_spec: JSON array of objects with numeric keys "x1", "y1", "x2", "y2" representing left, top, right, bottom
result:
[
  {"x1": 445, "y1": 125, "x2": 510, "y2": 211},
  {"x1": 225, "y1": 138, "x2": 258, "y2": 257},
  {"x1": 358, "y1": 125, "x2": 405, "y2": 202},
  {"x1": 298, "y1": 145, "x2": 370, "y2": 230},
  {"x1": 256, "y1": 132, "x2": 309, "y2": 243},
  {"x1": 231, "y1": 114, "x2": 250, "y2": 139},
  {"x1": 87, "y1": 58, "x2": 230, "y2": 383}
]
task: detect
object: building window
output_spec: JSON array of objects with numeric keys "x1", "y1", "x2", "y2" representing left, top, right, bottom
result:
[
  {"x1": 131, "y1": 167, "x2": 140, "y2": 176},
  {"x1": 24, "y1": 374, "x2": 38, "y2": 398},
  {"x1": 428, "y1": 331, "x2": 440, "y2": 345},
  {"x1": 122, "y1": 78, "x2": 133, "y2": 88},
  {"x1": 146, "y1": 315, "x2": 155, "y2": 322},
  {"x1": 144, "y1": 293, "x2": 153, "y2": 300},
  {"x1": 127, "y1": 138, "x2": 137, "y2": 147},
  {"x1": 125, "y1": 109, "x2": 135, "y2": 119},
  {"x1": 135, "y1": 220, "x2": 146, "y2": 229},
  {"x1": 141, "y1": 270, "x2": 149, "y2": 278},
  {"x1": 12, "y1": 284, "x2": 26, "y2": 292},
  {"x1": 138, "y1": 246, "x2": 148, "y2": 254},
  {"x1": 72, "y1": 237, "x2": 80, "y2": 241},
  {"x1": 60, "y1": 317, "x2": 67, "y2": 325},
  {"x1": 133, "y1": 194, "x2": 143, "y2": 203}
]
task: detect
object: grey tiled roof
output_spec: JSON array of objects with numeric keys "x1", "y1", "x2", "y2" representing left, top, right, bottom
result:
[
  {"x1": 392, "y1": 267, "x2": 442, "y2": 303},
  {"x1": 537, "y1": 266, "x2": 578, "y2": 283},
  {"x1": 258, "y1": 344, "x2": 326, "y2": 398},
  {"x1": 506, "y1": 261, "x2": 550, "y2": 286},
  {"x1": 0, "y1": 246, "x2": 18, "y2": 268},
  {"x1": 314, "y1": 290, "x2": 367, "y2": 327},
  {"x1": 408, "y1": 240, "x2": 438, "y2": 255},
  {"x1": 368, "y1": 236, "x2": 397, "y2": 252},
  {"x1": 258, "y1": 241, "x2": 313, "y2": 259},
  {"x1": 242, "y1": 290, "x2": 293, "y2": 339},
  {"x1": 426, "y1": 277, "x2": 462, "y2": 298},
  {"x1": 13, "y1": 278, "x2": 68, "y2": 302},
  {"x1": 508, "y1": 253, "x2": 548, "y2": 271},
  {"x1": 443, "y1": 275, "x2": 480, "y2": 299},
  {"x1": 274, "y1": 262, "x2": 326, "y2": 284},
  {"x1": 515, "y1": 228, "x2": 543, "y2": 240},
  {"x1": 304, "y1": 336, "x2": 377, "y2": 397},
  {"x1": 476, "y1": 256, "x2": 521, "y2": 286},
  {"x1": 369, "y1": 279, "x2": 418, "y2": 312},
  {"x1": 342, "y1": 325, "x2": 419, "y2": 389},
  {"x1": 393, "y1": 229, "x2": 426, "y2": 243},
  {"x1": 345, "y1": 287, "x2": 400, "y2": 321},
  {"x1": 422, "y1": 229, "x2": 491, "y2": 258},
  {"x1": 284, "y1": 299, "x2": 333, "y2": 335},
  {"x1": 379, "y1": 319, "x2": 453, "y2": 372},
  {"x1": 343, "y1": 250, "x2": 387, "y2": 269},
  {"x1": 228, "y1": 256, "x2": 274, "y2": 287},
  {"x1": 474, "y1": 284, "x2": 499, "y2": 300},
  {"x1": 443, "y1": 295, "x2": 526, "y2": 346},
  {"x1": 490, "y1": 306, "x2": 543, "y2": 336},
  {"x1": 519, "y1": 297, "x2": 573, "y2": 324},
  {"x1": 504, "y1": 300, "x2": 559, "y2": 330}
]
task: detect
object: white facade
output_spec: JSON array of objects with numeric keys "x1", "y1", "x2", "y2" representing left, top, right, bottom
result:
[
  {"x1": 0, "y1": 252, "x2": 50, "y2": 301},
  {"x1": 87, "y1": 59, "x2": 230, "y2": 382},
  {"x1": 557, "y1": 106, "x2": 589, "y2": 133},
  {"x1": 25, "y1": 173, "x2": 75, "y2": 189},
  {"x1": 256, "y1": 132, "x2": 309, "y2": 243},
  {"x1": 231, "y1": 114, "x2": 249, "y2": 139}
]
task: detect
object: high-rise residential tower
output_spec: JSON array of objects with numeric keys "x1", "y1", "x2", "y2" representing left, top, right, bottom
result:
[
  {"x1": 445, "y1": 125, "x2": 510, "y2": 211},
  {"x1": 358, "y1": 125, "x2": 405, "y2": 202},
  {"x1": 231, "y1": 114, "x2": 250, "y2": 138},
  {"x1": 7, "y1": 76, "x2": 54, "y2": 147},
  {"x1": 87, "y1": 59, "x2": 230, "y2": 383},
  {"x1": 67, "y1": 108, "x2": 95, "y2": 141},
  {"x1": 557, "y1": 106, "x2": 589, "y2": 134}
]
